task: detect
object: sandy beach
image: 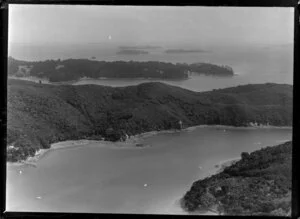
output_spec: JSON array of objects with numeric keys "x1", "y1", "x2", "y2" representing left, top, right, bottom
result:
[
  {"x1": 6, "y1": 135, "x2": 152, "y2": 168},
  {"x1": 8, "y1": 76, "x2": 51, "y2": 84},
  {"x1": 7, "y1": 124, "x2": 291, "y2": 168}
]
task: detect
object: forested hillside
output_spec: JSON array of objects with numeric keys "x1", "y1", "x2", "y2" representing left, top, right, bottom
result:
[
  {"x1": 7, "y1": 79, "x2": 292, "y2": 162},
  {"x1": 8, "y1": 57, "x2": 234, "y2": 82},
  {"x1": 182, "y1": 141, "x2": 292, "y2": 216}
]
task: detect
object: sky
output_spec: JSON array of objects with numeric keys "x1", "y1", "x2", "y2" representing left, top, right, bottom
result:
[{"x1": 9, "y1": 5, "x2": 294, "y2": 48}]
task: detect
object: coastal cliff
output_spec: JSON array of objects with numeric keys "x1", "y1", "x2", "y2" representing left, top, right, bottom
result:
[
  {"x1": 7, "y1": 79, "x2": 292, "y2": 162},
  {"x1": 181, "y1": 141, "x2": 292, "y2": 216}
]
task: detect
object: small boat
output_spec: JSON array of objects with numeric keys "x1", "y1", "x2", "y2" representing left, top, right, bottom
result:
[
  {"x1": 144, "y1": 184, "x2": 148, "y2": 187},
  {"x1": 19, "y1": 170, "x2": 22, "y2": 174},
  {"x1": 36, "y1": 196, "x2": 42, "y2": 199}
]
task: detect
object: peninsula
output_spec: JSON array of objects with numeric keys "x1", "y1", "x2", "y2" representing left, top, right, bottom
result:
[
  {"x1": 8, "y1": 57, "x2": 234, "y2": 82},
  {"x1": 182, "y1": 141, "x2": 292, "y2": 216}
]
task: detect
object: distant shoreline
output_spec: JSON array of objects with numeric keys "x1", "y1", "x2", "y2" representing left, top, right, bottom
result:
[
  {"x1": 8, "y1": 57, "x2": 235, "y2": 83},
  {"x1": 8, "y1": 76, "x2": 191, "y2": 86},
  {"x1": 8, "y1": 74, "x2": 238, "y2": 87},
  {"x1": 7, "y1": 124, "x2": 292, "y2": 168}
]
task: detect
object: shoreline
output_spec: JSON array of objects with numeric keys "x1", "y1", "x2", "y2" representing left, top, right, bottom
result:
[
  {"x1": 8, "y1": 74, "x2": 239, "y2": 86},
  {"x1": 8, "y1": 76, "x2": 51, "y2": 84},
  {"x1": 178, "y1": 156, "x2": 241, "y2": 216},
  {"x1": 8, "y1": 76, "x2": 190, "y2": 86},
  {"x1": 7, "y1": 139, "x2": 141, "y2": 168},
  {"x1": 214, "y1": 157, "x2": 241, "y2": 174},
  {"x1": 6, "y1": 126, "x2": 291, "y2": 215},
  {"x1": 130, "y1": 124, "x2": 292, "y2": 138},
  {"x1": 180, "y1": 141, "x2": 293, "y2": 216},
  {"x1": 7, "y1": 124, "x2": 292, "y2": 168}
]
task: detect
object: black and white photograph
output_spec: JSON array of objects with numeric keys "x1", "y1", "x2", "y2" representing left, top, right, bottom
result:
[{"x1": 6, "y1": 4, "x2": 293, "y2": 216}]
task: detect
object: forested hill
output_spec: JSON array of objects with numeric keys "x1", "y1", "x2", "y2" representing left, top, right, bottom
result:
[
  {"x1": 182, "y1": 141, "x2": 292, "y2": 216},
  {"x1": 8, "y1": 57, "x2": 234, "y2": 82},
  {"x1": 7, "y1": 79, "x2": 292, "y2": 162}
]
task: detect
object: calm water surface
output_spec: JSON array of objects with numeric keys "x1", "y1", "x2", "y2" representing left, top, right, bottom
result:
[
  {"x1": 72, "y1": 46, "x2": 293, "y2": 91},
  {"x1": 6, "y1": 127, "x2": 292, "y2": 214}
]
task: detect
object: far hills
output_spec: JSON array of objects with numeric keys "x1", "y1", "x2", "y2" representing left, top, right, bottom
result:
[
  {"x1": 8, "y1": 57, "x2": 234, "y2": 82},
  {"x1": 7, "y1": 79, "x2": 292, "y2": 162}
]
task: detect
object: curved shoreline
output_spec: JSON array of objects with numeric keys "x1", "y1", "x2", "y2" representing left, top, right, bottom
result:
[
  {"x1": 177, "y1": 156, "x2": 242, "y2": 215},
  {"x1": 8, "y1": 76, "x2": 190, "y2": 86},
  {"x1": 7, "y1": 124, "x2": 292, "y2": 168},
  {"x1": 181, "y1": 141, "x2": 293, "y2": 216},
  {"x1": 7, "y1": 139, "x2": 144, "y2": 168},
  {"x1": 8, "y1": 73, "x2": 239, "y2": 87},
  {"x1": 6, "y1": 126, "x2": 292, "y2": 215}
]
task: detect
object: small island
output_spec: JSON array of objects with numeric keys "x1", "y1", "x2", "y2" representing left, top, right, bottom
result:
[
  {"x1": 165, "y1": 49, "x2": 210, "y2": 54},
  {"x1": 116, "y1": 49, "x2": 149, "y2": 55},
  {"x1": 119, "y1": 46, "x2": 162, "y2": 50}
]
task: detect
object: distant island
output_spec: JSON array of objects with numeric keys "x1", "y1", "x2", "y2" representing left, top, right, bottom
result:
[
  {"x1": 7, "y1": 79, "x2": 292, "y2": 162},
  {"x1": 119, "y1": 46, "x2": 162, "y2": 50},
  {"x1": 116, "y1": 49, "x2": 149, "y2": 55},
  {"x1": 8, "y1": 57, "x2": 234, "y2": 82},
  {"x1": 181, "y1": 141, "x2": 292, "y2": 216},
  {"x1": 165, "y1": 49, "x2": 210, "y2": 54}
]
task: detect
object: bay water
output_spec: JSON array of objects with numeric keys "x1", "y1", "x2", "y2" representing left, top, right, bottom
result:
[
  {"x1": 7, "y1": 43, "x2": 293, "y2": 213},
  {"x1": 6, "y1": 126, "x2": 292, "y2": 214}
]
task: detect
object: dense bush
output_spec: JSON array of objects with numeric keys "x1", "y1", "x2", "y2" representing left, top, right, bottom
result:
[
  {"x1": 7, "y1": 79, "x2": 292, "y2": 162},
  {"x1": 182, "y1": 141, "x2": 292, "y2": 215},
  {"x1": 8, "y1": 57, "x2": 234, "y2": 82}
]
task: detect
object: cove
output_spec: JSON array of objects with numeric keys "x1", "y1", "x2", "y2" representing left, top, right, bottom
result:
[{"x1": 6, "y1": 126, "x2": 292, "y2": 214}]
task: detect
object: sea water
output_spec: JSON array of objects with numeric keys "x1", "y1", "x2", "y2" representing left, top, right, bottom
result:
[
  {"x1": 9, "y1": 44, "x2": 293, "y2": 91},
  {"x1": 6, "y1": 126, "x2": 292, "y2": 214}
]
